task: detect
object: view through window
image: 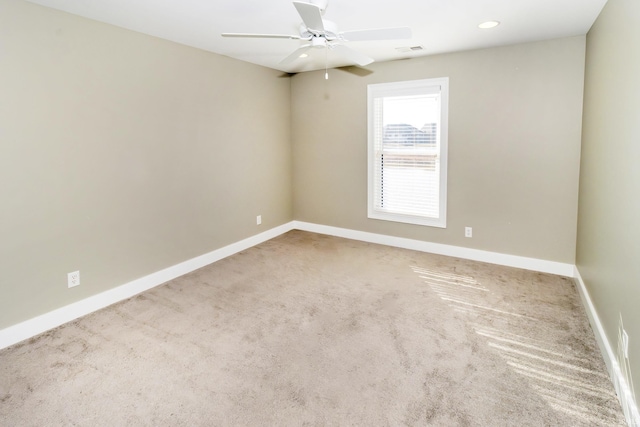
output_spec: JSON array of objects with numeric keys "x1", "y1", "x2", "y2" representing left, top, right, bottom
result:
[{"x1": 368, "y1": 78, "x2": 449, "y2": 227}]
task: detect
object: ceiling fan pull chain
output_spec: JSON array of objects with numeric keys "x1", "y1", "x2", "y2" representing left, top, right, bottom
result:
[{"x1": 325, "y1": 45, "x2": 329, "y2": 80}]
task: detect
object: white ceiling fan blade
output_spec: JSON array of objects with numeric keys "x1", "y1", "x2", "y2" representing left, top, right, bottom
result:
[
  {"x1": 293, "y1": 1, "x2": 325, "y2": 32},
  {"x1": 331, "y1": 44, "x2": 374, "y2": 66},
  {"x1": 279, "y1": 44, "x2": 313, "y2": 65},
  {"x1": 341, "y1": 27, "x2": 412, "y2": 42},
  {"x1": 222, "y1": 33, "x2": 301, "y2": 40}
]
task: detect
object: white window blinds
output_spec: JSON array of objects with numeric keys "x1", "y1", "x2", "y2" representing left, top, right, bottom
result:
[{"x1": 368, "y1": 78, "x2": 449, "y2": 228}]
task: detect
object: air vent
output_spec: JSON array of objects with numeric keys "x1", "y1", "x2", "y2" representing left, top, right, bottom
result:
[{"x1": 396, "y1": 45, "x2": 424, "y2": 53}]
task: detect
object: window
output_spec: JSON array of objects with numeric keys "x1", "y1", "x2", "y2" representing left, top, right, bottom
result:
[{"x1": 367, "y1": 78, "x2": 449, "y2": 228}]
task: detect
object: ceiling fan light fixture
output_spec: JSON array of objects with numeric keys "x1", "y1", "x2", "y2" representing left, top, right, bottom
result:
[{"x1": 478, "y1": 20, "x2": 500, "y2": 29}]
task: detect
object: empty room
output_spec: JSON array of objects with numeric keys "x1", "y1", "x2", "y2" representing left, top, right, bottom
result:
[{"x1": 1, "y1": 0, "x2": 638, "y2": 425}]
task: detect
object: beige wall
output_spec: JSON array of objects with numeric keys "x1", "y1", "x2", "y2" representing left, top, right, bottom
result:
[
  {"x1": 292, "y1": 37, "x2": 586, "y2": 264},
  {"x1": 0, "y1": 0, "x2": 292, "y2": 329},
  {"x1": 0, "y1": 0, "x2": 598, "y2": 346},
  {"x1": 578, "y1": 0, "x2": 640, "y2": 409}
]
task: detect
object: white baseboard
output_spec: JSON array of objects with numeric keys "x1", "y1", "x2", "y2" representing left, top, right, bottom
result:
[
  {"x1": 292, "y1": 221, "x2": 575, "y2": 277},
  {"x1": 0, "y1": 223, "x2": 294, "y2": 351},
  {"x1": 574, "y1": 267, "x2": 640, "y2": 427},
  {"x1": 0, "y1": 221, "x2": 576, "y2": 351},
  {"x1": 3, "y1": 221, "x2": 632, "y2": 422}
]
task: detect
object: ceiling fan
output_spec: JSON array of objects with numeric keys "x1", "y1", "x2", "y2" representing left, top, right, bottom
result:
[{"x1": 221, "y1": 0, "x2": 412, "y2": 69}]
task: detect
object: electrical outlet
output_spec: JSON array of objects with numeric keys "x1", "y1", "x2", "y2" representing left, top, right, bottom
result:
[
  {"x1": 465, "y1": 227, "x2": 472, "y2": 238},
  {"x1": 623, "y1": 329, "x2": 629, "y2": 358},
  {"x1": 256, "y1": 215, "x2": 262, "y2": 225},
  {"x1": 68, "y1": 271, "x2": 80, "y2": 288}
]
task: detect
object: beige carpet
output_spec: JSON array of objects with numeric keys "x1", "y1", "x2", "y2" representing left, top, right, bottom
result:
[{"x1": 0, "y1": 230, "x2": 626, "y2": 426}]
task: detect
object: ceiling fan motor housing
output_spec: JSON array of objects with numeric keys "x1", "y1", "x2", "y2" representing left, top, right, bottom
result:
[{"x1": 300, "y1": 20, "x2": 338, "y2": 40}]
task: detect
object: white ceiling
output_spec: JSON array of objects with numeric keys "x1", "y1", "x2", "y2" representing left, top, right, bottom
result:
[{"x1": 25, "y1": 0, "x2": 607, "y2": 73}]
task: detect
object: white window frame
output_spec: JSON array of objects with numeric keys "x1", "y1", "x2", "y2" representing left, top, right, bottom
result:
[{"x1": 367, "y1": 77, "x2": 449, "y2": 228}]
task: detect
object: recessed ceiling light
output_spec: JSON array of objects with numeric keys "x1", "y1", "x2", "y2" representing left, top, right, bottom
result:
[{"x1": 478, "y1": 21, "x2": 500, "y2": 29}]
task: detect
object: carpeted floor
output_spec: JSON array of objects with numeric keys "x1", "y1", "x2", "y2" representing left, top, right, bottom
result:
[{"x1": 0, "y1": 231, "x2": 626, "y2": 426}]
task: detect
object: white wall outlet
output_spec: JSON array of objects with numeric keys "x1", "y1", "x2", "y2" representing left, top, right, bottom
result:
[
  {"x1": 465, "y1": 227, "x2": 473, "y2": 238},
  {"x1": 68, "y1": 270, "x2": 80, "y2": 288},
  {"x1": 256, "y1": 215, "x2": 262, "y2": 225},
  {"x1": 622, "y1": 329, "x2": 629, "y2": 358}
]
